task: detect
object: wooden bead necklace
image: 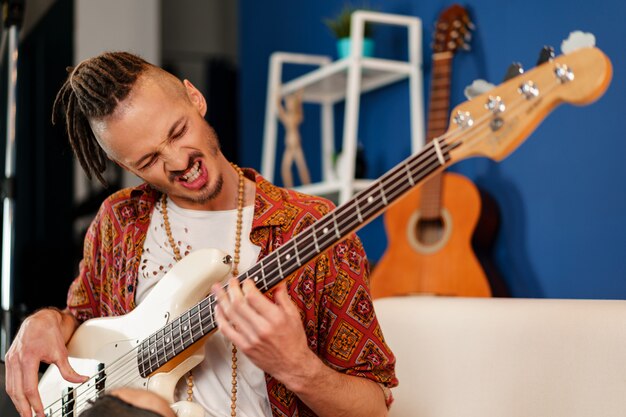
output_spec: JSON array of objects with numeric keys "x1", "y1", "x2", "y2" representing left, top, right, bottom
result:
[{"x1": 160, "y1": 163, "x2": 245, "y2": 417}]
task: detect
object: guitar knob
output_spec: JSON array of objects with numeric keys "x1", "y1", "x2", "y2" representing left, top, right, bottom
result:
[
  {"x1": 502, "y1": 62, "x2": 524, "y2": 82},
  {"x1": 561, "y1": 31, "x2": 596, "y2": 54},
  {"x1": 536, "y1": 45, "x2": 555, "y2": 65},
  {"x1": 463, "y1": 79, "x2": 495, "y2": 100},
  {"x1": 485, "y1": 95, "x2": 506, "y2": 114}
]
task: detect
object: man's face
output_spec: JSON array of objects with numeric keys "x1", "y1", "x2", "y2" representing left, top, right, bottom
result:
[{"x1": 91, "y1": 73, "x2": 226, "y2": 210}]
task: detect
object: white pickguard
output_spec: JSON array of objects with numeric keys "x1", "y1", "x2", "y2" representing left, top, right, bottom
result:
[{"x1": 38, "y1": 248, "x2": 232, "y2": 417}]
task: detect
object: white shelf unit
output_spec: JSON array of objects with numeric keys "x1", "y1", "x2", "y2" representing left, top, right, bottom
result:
[{"x1": 262, "y1": 11, "x2": 425, "y2": 204}]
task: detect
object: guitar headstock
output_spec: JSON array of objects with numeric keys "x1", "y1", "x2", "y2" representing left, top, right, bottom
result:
[
  {"x1": 446, "y1": 47, "x2": 612, "y2": 162},
  {"x1": 433, "y1": 4, "x2": 473, "y2": 54}
]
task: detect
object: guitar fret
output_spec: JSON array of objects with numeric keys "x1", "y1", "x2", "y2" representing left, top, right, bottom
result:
[
  {"x1": 293, "y1": 240, "x2": 301, "y2": 265},
  {"x1": 332, "y1": 216, "x2": 341, "y2": 239},
  {"x1": 355, "y1": 199, "x2": 364, "y2": 223},
  {"x1": 165, "y1": 325, "x2": 174, "y2": 361},
  {"x1": 155, "y1": 330, "x2": 163, "y2": 367},
  {"x1": 312, "y1": 226, "x2": 321, "y2": 253},
  {"x1": 148, "y1": 334, "x2": 156, "y2": 372},
  {"x1": 139, "y1": 342, "x2": 148, "y2": 377},
  {"x1": 276, "y1": 250, "x2": 283, "y2": 276},
  {"x1": 405, "y1": 163, "x2": 415, "y2": 186},
  {"x1": 317, "y1": 222, "x2": 333, "y2": 250},
  {"x1": 147, "y1": 348, "x2": 153, "y2": 375},
  {"x1": 245, "y1": 264, "x2": 260, "y2": 288},
  {"x1": 188, "y1": 314, "x2": 194, "y2": 344},
  {"x1": 433, "y1": 139, "x2": 445, "y2": 165},
  {"x1": 172, "y1": 321, "x2": 182, "y2": 354},
  {"x1": 190, "y1": 305, "x2": 200, "y2": 336},
  {"x1": 199, "y1": 312, "x2": 205, "y2": 335},
  {"x1": 280, "y1": 244, "x2": 297, "y2": 275},
  {"x1": 259, "y1": 262, "x2": 268, "y2": 291},
  {"x1": 198, "y1": 297, "x2": 211, "y2": 332},
  {"x1": 378, "y1": 181, "x2": 389, "y2": 206}
]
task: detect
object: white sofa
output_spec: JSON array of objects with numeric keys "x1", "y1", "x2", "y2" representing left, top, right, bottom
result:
[{"x1": 373, "y1": 296, "x2": 626, "y2": 417}]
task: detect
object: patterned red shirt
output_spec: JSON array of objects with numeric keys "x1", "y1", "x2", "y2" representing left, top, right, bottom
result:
[{"x1": 67, "y1": 169, "x2": 398, "y2": 416}]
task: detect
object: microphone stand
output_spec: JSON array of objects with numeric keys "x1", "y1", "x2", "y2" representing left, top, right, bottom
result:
[{"x1": 1, "y1": 0, "x2": 24, "y2": 360}]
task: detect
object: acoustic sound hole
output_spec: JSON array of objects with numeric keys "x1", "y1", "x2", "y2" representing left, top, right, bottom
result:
[
  {"x1": 407, "y1": 209, "x2": 451, "y2": 254},
  {"x1": 415, "y1": 217, "x2": 445, "y2": 246}
]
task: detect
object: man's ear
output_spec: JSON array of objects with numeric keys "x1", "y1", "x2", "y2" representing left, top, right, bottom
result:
[{"x1": 183, "y1": 79, "x2": 207, "y2": 117}]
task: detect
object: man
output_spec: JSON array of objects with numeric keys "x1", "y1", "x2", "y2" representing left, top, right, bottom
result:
[{"x1": 4, "y1": 52, "x2": 397, "y2": 417}]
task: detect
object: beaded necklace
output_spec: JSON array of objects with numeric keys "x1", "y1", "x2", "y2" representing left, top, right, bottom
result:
[{"x1": 160, "y1": 163, "x2": 245, "y2": 417}]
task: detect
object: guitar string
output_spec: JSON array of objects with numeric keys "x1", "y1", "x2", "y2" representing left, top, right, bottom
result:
[
  {"x1": 46, "y1": 139, "x2": 449, "y2": 417},
  {"x1": 54, "y1": 132, "x2": 473, "y2": 416},
  {"x1": 53, "y1": 85, "x2": 551, "y2": 417},
  {"x1": 53, "y1": 77, "x2": 556, "y2": 417},
  {"x1": 50, "y1": 140, "x2": 447, "y2": 416},
  {"x1": 49, "y1": 72, "x2": 562, "y2": 417}
]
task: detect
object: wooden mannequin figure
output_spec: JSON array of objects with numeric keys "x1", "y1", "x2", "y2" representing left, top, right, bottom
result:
[{"x1": 277, "y1": 91, "x2": 311, "y2": 187}]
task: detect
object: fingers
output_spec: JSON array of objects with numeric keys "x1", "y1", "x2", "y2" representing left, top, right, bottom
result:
[
  {"x1": 273, "y1": 282, "x2": 295, "y2": 311},
  {"x1": 4, "y1": 309, "x2": 85, "y2": 417},
  {"x1": 5, "y1": 354, "x2": 30, "y2": 417},
  {"x1": 56, "y1": 354, "x2": 88, "y2": 384},
  {"x1": 21, "y1": 359, "x2": 45, "y2": 417},
  {"x1": 212, "y1": 278, "x2": 276, "y2": 344}
]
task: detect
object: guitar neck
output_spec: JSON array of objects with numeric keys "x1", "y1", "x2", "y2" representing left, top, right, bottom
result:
[
  {"x1": 421, "y1": 52, "x2": 453, "y2": 217},
  {"x1": 427, "y1": 53, "x2": 454, "y2": 143},
  {"x1": 137, "y1": 138, "x2": 458, "y2": 377}
]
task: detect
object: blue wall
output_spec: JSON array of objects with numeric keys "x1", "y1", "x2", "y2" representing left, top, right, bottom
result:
[{"x1": 239, "y1": 0, "x2": 626, "y2": 299}]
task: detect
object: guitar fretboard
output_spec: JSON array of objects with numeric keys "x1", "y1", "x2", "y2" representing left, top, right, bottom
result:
[{"x1": 137, "y1": 136, "x2": 459, "y2": 377}]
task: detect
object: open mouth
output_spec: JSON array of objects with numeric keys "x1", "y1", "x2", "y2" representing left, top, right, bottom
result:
[
  {"x1": 181, "y1": 160, "x2": 201, "y2": 183},
  {"x1": 175, "y1": 159, "x2": 207, "y2": 190}
]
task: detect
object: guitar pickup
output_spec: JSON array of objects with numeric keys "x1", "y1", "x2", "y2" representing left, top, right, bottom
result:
[
  {"x1": 62, "y1": 386, "x2": 75, "y2": 417},
  {"x1": 95, "y1": 362, "x2": 107, "y2": 397}
]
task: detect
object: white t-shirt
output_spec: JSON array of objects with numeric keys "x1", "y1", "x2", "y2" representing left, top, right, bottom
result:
[{"x1": 136, "y1": 197, "x2": 269, "y2": 417}]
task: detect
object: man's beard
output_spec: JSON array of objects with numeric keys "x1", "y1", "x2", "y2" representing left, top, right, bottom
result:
[{"x1": 153, "y1": 169, "x2": 224, "y2": 205}]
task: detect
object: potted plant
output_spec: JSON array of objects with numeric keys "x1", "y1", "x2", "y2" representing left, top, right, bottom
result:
[{"x1": 324, "y1": 5, "x2": 375, "y2": 59}]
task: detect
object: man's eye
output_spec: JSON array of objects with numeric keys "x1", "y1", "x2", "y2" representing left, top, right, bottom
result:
[
  {"x1": 139, "y1": 157, "x2": 157, "y2": 170},
  {"x1": 173, "y1": 125, "x2": 187, "y2": 139}
]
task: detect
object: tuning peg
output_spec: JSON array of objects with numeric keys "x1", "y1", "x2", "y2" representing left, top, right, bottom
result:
[
  {"x1": 464, "y1": 79, "x2": 495, "y2": 100},
  {"x1": 536, "y1": 46, "x2": 555, "y2": 66},
  {"x1": 502, "y1": 62, "x2": 524, "y2": 82},
  {"x1": 561, "y1": 30, "x2": 596, "y2": 54},
  {"x1": 466, "y1": 20, "x2": 476, "y2": 31},
  {"x1": 464, "y1": 32, "x2": 472, "y2": 42}
]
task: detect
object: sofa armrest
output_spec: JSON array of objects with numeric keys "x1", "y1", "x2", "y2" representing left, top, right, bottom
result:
[{"x1": 374, "y1": 296, "x2": 626, "y2": 417}]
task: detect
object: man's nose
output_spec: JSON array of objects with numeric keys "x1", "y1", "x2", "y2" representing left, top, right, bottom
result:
[{"x1": 163, "y1": 148, "x2": 189, "y2": 173}]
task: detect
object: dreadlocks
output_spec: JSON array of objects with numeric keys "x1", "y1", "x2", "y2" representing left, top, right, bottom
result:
[{"x1": 52, "y1": 52, "x2": 151, "y2": 186}]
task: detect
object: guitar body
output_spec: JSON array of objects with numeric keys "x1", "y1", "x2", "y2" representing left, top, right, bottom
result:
[
  {"x1": 371, "y1": 172, "x2": 493, "y2": 298},
  {"x1": 38, "y1": 248, "x2": 232, "y2": 417}
]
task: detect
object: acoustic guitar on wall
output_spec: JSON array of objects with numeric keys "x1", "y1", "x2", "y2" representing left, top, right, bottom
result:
[{"x1": 371, "y1": 4, "x2": 506, "y2": 298}]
